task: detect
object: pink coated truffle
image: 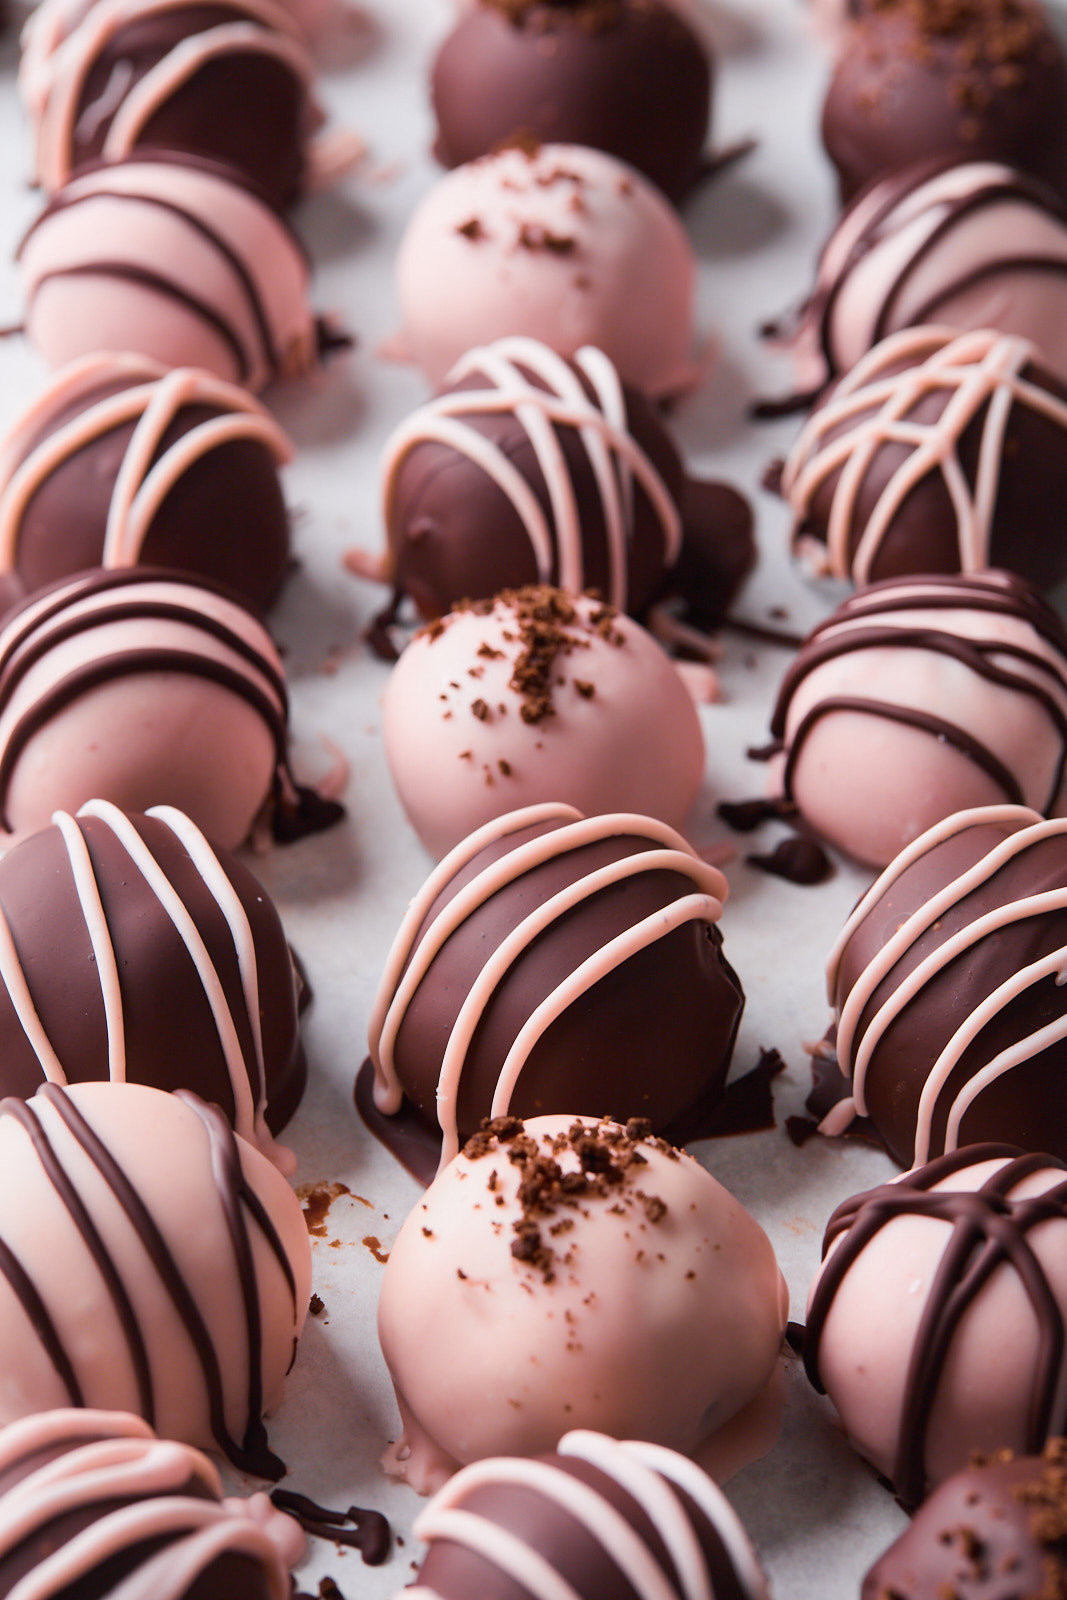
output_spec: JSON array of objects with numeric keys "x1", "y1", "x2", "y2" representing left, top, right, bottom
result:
[
  {"x1": 0, "y1": 1079, "x2": 312, "y2": 1479},
  {"x1": 760, "y1": 571, "x2": 1067, "y2": 869},
  {"x1": 805, "y1": 1144, "x2": 1067, "y2": 1508},
  {"x1": 392, "y1": 143, "x2": 699, "y2": 399},
  {"x1": 383, "y1": 587, "x2": 705, "y2": 859},
  {"x1": 769, "y1": 158, "x2": 1067, "y2": 403},
  {"x1": 378, "y1": 1113, "x2": 788, "y2": 1496},
  {"x1": 18, "y1": 157, "x2": 323, "y2": 391}
]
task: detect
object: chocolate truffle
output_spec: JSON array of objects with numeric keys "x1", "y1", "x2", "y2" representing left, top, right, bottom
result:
[
  {"x1": 0, "y1": 569, "x2": 332, "y2": 850},
  {"x1": 768, "y1": 157, "x2": 1067, "y2": 401},
  {"x1": 407, "y1": 1429, "x2": 771, "y2": 1600},
  {"x1": 0, "y1": 354, "x2": 292, "y2": 611},
  {"x1": 825, "y1": 803, "x2": 1067, "y2": 1168},
  {"x1": 383, "y1": 586, "x2": 706, "y2": 859},
  {"x1": 19, "y1": 0, "x2": 322, "y2": 210},
  {"x1": 378, "y1": 1114, "x2": 788, "y2": 1494},
  {"x1": 779, "y1": 327, "x2": 1067, "y2": 590},
  {"x1": 356, "y1": 336, "x2": 752, "y2": 629},
  {"x1": 364, "y1": 802, "x2": 743, "y2": 1173},
  {"x1": 820, "y1": 0, "x2": 1067, "y2": 207},
  {"x1": 0, "y1": 1408, "x2": 306, "y2": 1598},
  {"x1": 862, "y1": 1438, "x2": 1067, "y2": 1600},
  {"x1": 392, "y1": 144, "x2": 698, "y2": 398},
  {"x1": 0, "y1": 1080, "x2": 312, "y2": 1478},
  {"x1": 430, "y1": 0, "x2": 712, "y2": 205},
  {"x1": 0, "y1": 798, "x2": 306, "y2": 1168},
  {"x1": 804, "y1": 1143, "x2": 1067, "y2": 1507},
  {"x1": 760, "y1": 571, "x2": 1067, "y2": 868},
  {"x1": 18, "y1": 156, "x2": 326, "y2": 391}
]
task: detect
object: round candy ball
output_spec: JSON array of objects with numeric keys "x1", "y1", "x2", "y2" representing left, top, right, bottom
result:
[
  {"x1": 20, "y1": 0, "x2": 319, "y2": 208},
  {"x1": 0, "y1": 1080, "x2": 311, "y2": 1478},
  {"x1": 379, "y1": 1114, "x2": 788, "y2": 1494},
  {"x1": 805, "y1": 1143, "x2": 1067, "y2": 1508},
  {"x1": 0, "y1": 798, "x2": 306, "y2": 1167},
  {"x1": 383, "y1": 587, "x2": 705, "y2": 859},
  {"x1": 365, "y1": 801, "x2": 743, "y2": 1172},
  {"x1": 763, "y1": 570, "x2": 1067, "y2": 868},
  {"x1": 19, "y1": 156, "x2": 321, "y2": 392},
  {"x1": 827, "y1": 803, "x2": 1067, "y2": 1168},
  {"x1": 0, "y1": 1409, "x2": 305, "y2": 1598},
  {"x1": 820, "y1": 0, "x2": 1067, "y2": 206},
  {"x1": 378, "y1": 338, "x2": 687, "y2": 623},
  {"x1": 410, "y1": 1429, "x2": 771, "y2": 1600},
  {"x1": 862, "y1": 1439, "x2": 1067, "y2": 1600},
  {"x1": 781, "y1": 327, "x2": 1067, "y2": 591},
  {"x1": 0, "y1": 354, "x2": 293, "y2": 611},
  {"x1": 430, "y1": 0, "x2": 712, "y2": 204},
  {"x1": 0, "y1": 569, "x2": 303, "y2": 850},
  {"x1": 775, "y1": 157, "x2": 1067, "y2": 402},
  {"x1": 393, "y1": 143, "x2": 698, "y2": 398}
]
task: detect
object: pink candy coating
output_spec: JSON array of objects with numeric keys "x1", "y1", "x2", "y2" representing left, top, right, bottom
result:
[
  {"x1": 393, "y1": 144, "x2": 698, "y2": 398},
  {"x1": 378, "y1": 1113, "x2": 788, "y2": 1496},
  {"x1": 0, "y1": 1081, "x2": 311, "y2": 1471},
  {"x1": 19, "y1": 159, "x2": 317, "y2": 391},
  {"x1": 807, "y1": 1148, "x2": 1067, "y2": 1499},
  {"x1": 383, "y1": 590, "x2": 705, "y2": 859}
]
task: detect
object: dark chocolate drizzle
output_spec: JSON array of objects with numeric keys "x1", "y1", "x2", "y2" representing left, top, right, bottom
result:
[
  {"x1": 812, "y1": 158, "x2": 1067, "y2": 381},
  {"x1": 770, "y1": 574, "x2": 1067, "y2": 814},
  {"x1": 0, "y1": 1084, "x2": 296, "y2": 1479},
  {"x1": 804, "y1": 1144, "x2": 1067, "y2": 1509},
  {"x1": 0, "y1": 570, "x2": 344, "y2": 841},
  {"x1": 19, "y1": 175, "x2": 285, "y2": 381},
  {"x1": 270, "y1": 1490, "x2": 391, "y2": 1566}
]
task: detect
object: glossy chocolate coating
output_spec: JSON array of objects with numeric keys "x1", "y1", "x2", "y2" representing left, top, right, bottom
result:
[
  {"x1": 0, "y1": 801, "x2": 304, "y2": 1153},
  {"x1": 366, "y1": 803, "x2": 743, "y2": 1172},
  {"x1": 430, "y1": 0, "x2": 712, "y2": 204},
  {"x1": 829, "y1": 806, "x2": 1067, "y2": 1168},
  {"x1": 0, "y1": 1411, "x2": 296, "y2": 1599},
  {"x1": 862, "y1": 1439, "x2": 1067, "y2": 1600},
  {"x1": 0, "y1": 357, "x2": 292, "y2": 612},
  {"x1": 24, "y1": 0, "x2": 313, "y2": 209},
  {"x1": 383, "y1": 343, "x2": 686, "y2": 622},
  {"x1": 782, "y1": 328, "x2": 1067, "y2": 590},
  {"x1": 821, "y1": 0, "x2": 1067, "y2": 206},
  {"x1": 410, "y1": 1430, "x2": 769, "y2": 1600}
]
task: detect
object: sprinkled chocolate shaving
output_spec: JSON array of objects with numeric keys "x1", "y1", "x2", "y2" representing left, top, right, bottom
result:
[{"x1": 462, "y1": 1115, "x2": 670, "y2": 1281}]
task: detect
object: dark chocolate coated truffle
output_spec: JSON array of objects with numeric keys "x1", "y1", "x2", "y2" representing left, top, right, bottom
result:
[
  {"x1": 862, "y1": 1439, "x2": 1067, "y2": 1600},
  {"x1": 0, "y1": 354, "x2": 293, "y2": 613},
  {"x1": 21, "y1": 0, "x2": 319, "y2": 209},
  {"x1": 780, "y1": 327, "x2": 1067, "y2": 590},
  {"x1": 0, "y1": 1409, "x2": 302, "y2": 1599},
  {"x1": 364, "y1": 800, "x2": 744, "y2": 1176},
  {"x1": 430, "y1": 0, "x2": 712, "y2": 204},
  {"x1": 821, "y1": 0, "x2": 1067, "y2": 206},
  {"x1": 362, "y1": 336, "x2": 752, "y2": 634},
  {"x1": 827, "y1": 803, "x2": 1067, "y2": 1168},
  {"x1": 0, "y1": 799, "x2": 305, "y2": 1168},
  {"x1": 410, "y1": 1430, "x2": 770, "y2": 1600}
]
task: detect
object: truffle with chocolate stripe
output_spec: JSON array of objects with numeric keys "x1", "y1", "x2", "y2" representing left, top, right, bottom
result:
[{"x1": 0, "y1": 1080, "x2": 311, "y2": 1477}]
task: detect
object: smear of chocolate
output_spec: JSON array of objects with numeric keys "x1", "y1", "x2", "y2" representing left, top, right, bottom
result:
[
  {"x1": 271, "y1": 1490, "x2": 391, "y2": 1566},
  {"x1": 354, "y1": 1057, "x2": 441, "y2": 1187},
  {"x1": 717, "y1": 796, "x2": 793, "y2": 832},
  {"x1": 803, "y1": 1039, "x2": 880, "y2": 1148},
  {"x1": 748, "y1": 835, "x2": 834, "y2": 885},
  {"x1": 694, "y1": 1047, "x2": 786, "y2": 1137}
]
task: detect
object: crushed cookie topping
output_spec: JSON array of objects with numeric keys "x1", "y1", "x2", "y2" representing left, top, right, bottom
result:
[
  {"x1": 455, "y1": 585, "x2": 622, "y2": 726},
  {"x1": 460, "y1": 1114, "x2": 670, "y2": 1281}
]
